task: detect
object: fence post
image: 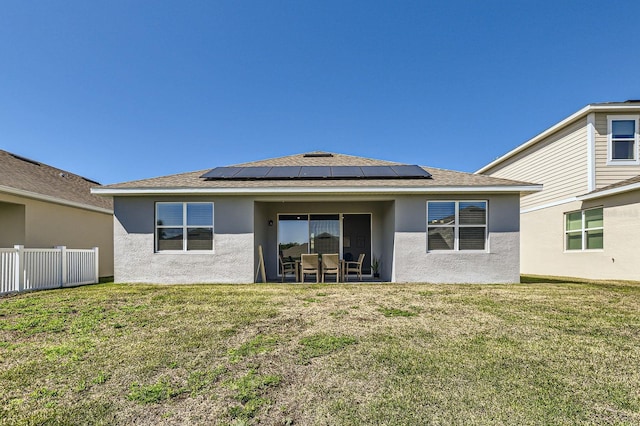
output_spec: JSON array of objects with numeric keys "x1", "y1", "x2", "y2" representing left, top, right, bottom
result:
[
  {"x1": 55, "y1": 246, "x2": 67, "y2": 288},
  {"x1": 14, "y1": 245, "x2": 24, "y2": 292},
  {"x1": 93, "y1": 247, "x2": 99, "y2": 284}
]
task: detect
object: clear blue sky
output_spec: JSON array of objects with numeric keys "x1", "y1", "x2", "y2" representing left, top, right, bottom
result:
[{"x1": 2, "y1": 1, "x2": 639, "y2": 184}]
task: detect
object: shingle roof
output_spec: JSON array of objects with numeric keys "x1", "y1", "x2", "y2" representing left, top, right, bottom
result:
[
  {"x1": 0, "y1": 150, "x2": 113, "y2": 211},
  {"x1": 99, "y1": 152, "x2": 536, "y2": 191},
  {"x1": 582, "y1": 174, "x2": 640, "y2": 197}
]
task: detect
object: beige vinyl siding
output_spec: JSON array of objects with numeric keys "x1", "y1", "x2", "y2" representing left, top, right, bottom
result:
[
  {"x1": 594, "y1": 112, "x2": 640, "y2": 189},
  {"x1": 483, "y1": 118, "x2": 588, "y2": 210}
]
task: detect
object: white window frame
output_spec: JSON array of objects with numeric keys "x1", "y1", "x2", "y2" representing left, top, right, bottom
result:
[
  {"x1": 564, "y1": 207, "x2": 603, "y2": 252},
  {"x1": 426, "y1": 200, "x2": 488, "y2": 252},
  {"x1": 155, "y1": 202, "x2": 215, "y2": 253},
  {"x1": 607, "y1": 115, "x2": 640, "y2": 165}
]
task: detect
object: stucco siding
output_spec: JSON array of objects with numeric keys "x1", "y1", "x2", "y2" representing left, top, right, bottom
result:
[
  {"x1": 0, "y1": 192, "x2": 114, "y2": 277},
  {"x1": 116, "y1": 193, "x2": 521, "y2": 284},
  {"x1": 0, "y1": 200, "x2": 26, "y2": 246},
  {"x1": 520, "y1": 193, "x2": 640, "y2": 280},
  {"x1": 393, "y1": 194, "x2": 520, "y2": 283},
  {"x1": 483, "y1": 118, "x2": 587, "y2": 209},
  {"x1": 114, "y1": 196, "x2": 254, "y2": 284},
  {"x1": 594, "y1": 112, "x2": 640, "y2": 189}
]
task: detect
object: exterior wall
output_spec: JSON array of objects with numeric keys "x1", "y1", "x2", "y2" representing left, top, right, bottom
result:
[
  {"x1": 116, "y1": 194, "x2": 521, "y2": 284},
  {"x1": 0, "y1": 200, "x2": 26, "y2": 246},
  {"x1": 594, "y1": 112, "x2": 640, "y2": 189},
  {"x1": 483, "y1": 118, "x2": 587, "y2": 209},
  {"x1": 521, "y1": 192, "x2": 640, "y2": 281},
  {"x1": 0, "y1": 192, "x2": 114, "y2": 277},
  {"x1": 393, "y1": 194, "x2": 520, "y2": 283},
  {"x1": 114, "y1": 196, "x2": 254, "y2": 284}
]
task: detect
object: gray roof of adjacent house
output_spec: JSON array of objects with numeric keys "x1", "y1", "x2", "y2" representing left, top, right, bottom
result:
[
  {"x1": 95, "y1": 152, "x2": 540, "y2": 195},
  {"x1": 578, "y1": 174, "x2": 640, "y2": 201},
  {"x1": 0, "y1": 149, "x2": 113, "y2": 212}
]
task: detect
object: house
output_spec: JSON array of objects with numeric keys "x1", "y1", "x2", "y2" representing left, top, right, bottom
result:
[
  {"x1": 0, "y1": 149, "x2": 114, "y2": 278},
  {"x1": 477, "y1": 100, "x2": 640, "y2": 281},
  {"x1": 93, "y1": 152, "x2": 539, "y2": 284}
]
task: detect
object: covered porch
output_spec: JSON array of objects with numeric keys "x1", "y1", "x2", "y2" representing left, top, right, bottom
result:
[{"x1": 254, "y1": 200, "x2": 395, "y2": 282}]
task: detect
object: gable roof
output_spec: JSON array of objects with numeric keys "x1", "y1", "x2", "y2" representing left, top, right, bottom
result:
[
  {"x1": 0, "y1": 150, "x2": 113, "y2": 212},
  {"x1": 94, "y1": 152, "x2": 541, "y2": 196},
  {"x1": 477, "y1": 101, "x2": 640, "y2": 174},
  {"x1": 578, "y1": 174, "x2": 640, "y2": 201}
]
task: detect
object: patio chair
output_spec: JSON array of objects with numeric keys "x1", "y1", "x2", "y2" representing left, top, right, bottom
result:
[
  {"x1": 300, "y1": 253, "x2": 319, "y2": 283},
  {"x1": 345, "y1": 253, "x2": 365, "y2": 281},
  {"x1": 321, "y1": 253, "x2": 340, "y2": 283},
  {"x1": 279, "y1": 255, "x2": 297, "y2": 282}
]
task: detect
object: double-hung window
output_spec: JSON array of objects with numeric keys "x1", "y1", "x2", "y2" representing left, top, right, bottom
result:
[
  {"x1": 608, "y1": 115, "x2": 639, "y2": 164},
  {"x1": 427, "y1": 201, "x2": 487, "y2": 251},
  {"x1": 565, "y1": 207, "x2": 603, "y2": 251},
  {"x1": 156, "y1": 202, "x2": 214, "y2": 252}
]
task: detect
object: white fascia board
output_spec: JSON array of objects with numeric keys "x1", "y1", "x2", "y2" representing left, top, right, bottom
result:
[
  {"x1": 520, "y1": 197, "x2": 577, "y2": 214},
  {"x1": 1, "y1": 185, "x2": 113, "y2": 214},
  {"x1": 577, "y1": 182, "x2": 640, "y2": 201},
  {"x1": 92, "y1": 185, "x2": 543, "y2": 196},
  {"x1": 476, "y1": 104, "x2": 640, "y2": 174}
]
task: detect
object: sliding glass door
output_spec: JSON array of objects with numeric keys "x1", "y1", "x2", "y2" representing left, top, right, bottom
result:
[
  {"x1": 278, "y1": 215, "x2": 309, "y2": 261},
  {"x1": 277, "y1": 213, "x2": 372, "y2": 275},
  {"x1": 309, "y1": 214, "x2": 340, "y2": 255}
]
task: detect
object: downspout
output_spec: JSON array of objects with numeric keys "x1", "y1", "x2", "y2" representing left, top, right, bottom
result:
[{"x1": 587, "y1": 113, "x2": 596, "y2": 192}]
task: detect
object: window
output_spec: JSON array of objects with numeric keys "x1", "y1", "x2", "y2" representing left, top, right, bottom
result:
[
  {"x1": 156, "y1": 202, "x2": 214, "y2": 252},
  {"x1": 565, "y1": 207, "x2": 603, "y2": 251},
  {"x1": 608, "y1": 115, "x2": 639, "y2": 164},
  {"x1": 427, "y1": 201, "x2": 487, "y2": 251}
]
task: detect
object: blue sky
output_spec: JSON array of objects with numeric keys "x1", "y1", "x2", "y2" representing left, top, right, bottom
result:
[{"x1": 1, "y1": 1, "x2": 639, "y2": 184}]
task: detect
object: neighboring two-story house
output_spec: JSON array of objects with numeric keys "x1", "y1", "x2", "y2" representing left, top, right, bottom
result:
[{"x1": 477, "y1": 101, "x2": 640, "y2": 281}]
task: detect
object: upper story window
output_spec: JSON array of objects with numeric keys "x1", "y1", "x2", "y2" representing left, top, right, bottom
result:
[
  {"x1": 565, "y1": 207, "x2": 603, "y2": 251},
  {"x1": 608, "y1": 115, "x2": 640, "y2": 165},
  {"x1": 427, "y1": 201, "x2": 487, "y2": 251},
  {"x1": 156, "y1": 202, "x2": 214, "y2": 252}
]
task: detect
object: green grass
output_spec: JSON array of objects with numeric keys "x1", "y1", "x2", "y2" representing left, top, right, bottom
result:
[{"x1": 1, "y1": 281, "x2": 640, "y2": 424}]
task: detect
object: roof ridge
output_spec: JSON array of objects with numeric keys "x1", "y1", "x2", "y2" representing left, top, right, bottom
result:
[{"x1": 231, "y1": 151, "x2": 404, "y2": 167}]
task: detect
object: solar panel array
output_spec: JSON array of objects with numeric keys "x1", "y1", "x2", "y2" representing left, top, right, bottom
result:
[{"x1": 200, "y1": 165, "x2": 432, "y2": 180}]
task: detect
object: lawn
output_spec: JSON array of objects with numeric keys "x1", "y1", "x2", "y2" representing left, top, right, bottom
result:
[{"x1": 1, "y1": 279, "x2": 640, "y2": 425}]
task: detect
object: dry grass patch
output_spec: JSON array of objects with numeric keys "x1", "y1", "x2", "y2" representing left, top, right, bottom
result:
[{"x1": 2, "y1": 281, "x2": 640, "y2": 424}]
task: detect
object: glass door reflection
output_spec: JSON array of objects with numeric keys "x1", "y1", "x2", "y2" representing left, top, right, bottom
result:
[
  {"x1": 278, "y1": 215, "x2": 309, "y2": 262},
  {"x1": 309, "y1": 214, "x2": 340, "y2": 255}
]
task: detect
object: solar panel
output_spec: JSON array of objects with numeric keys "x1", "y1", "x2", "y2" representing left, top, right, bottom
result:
[
  {"x1": 200, "y1": 167, "x2": 243, "y2": 179},
  {"x1": 300, "y1": 166, "x2": 331, "y2": 178},
  {"x1": 266, "y1": 166, "x2": 301, "y2": 178},
  {"x1": 201, "y1": 165, "x2": 432, "y2": 180},
  {"x1": 391, "y1": 165, "x2": 432, "y2": 178},
  {"x1": 360, "y1": 166, "x2": 397, "y2": 177},
  {"x1": 331, "y1": 166, "x2": 364, "y2": 177},
  {"x1": 233, "y1": 167, "x2": 272, "y2": 178}
]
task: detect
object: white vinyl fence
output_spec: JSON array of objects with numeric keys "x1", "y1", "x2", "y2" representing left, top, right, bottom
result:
[{"x1": 1, "y1": 245, "x2": 99, "y2": 295}]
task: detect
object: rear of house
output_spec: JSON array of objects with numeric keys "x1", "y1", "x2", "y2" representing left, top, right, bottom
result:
[
  {"x1": 478, "y1": 101, "x2": 640, "y2": 281},
  {"x1": 94, "y1": 152, "x2": 539, "y2": 284}
]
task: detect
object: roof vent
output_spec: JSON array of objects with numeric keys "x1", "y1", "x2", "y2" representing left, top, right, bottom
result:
[
  {"x1": 10, "y1": 153, "x2": 40, "y2": 166},
  {"x1": 59, "y1": 172, "x2": 67, "y2": 178},
  {"x1": 303, "y1": 152, "x2": 334, "y2": 158}
]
